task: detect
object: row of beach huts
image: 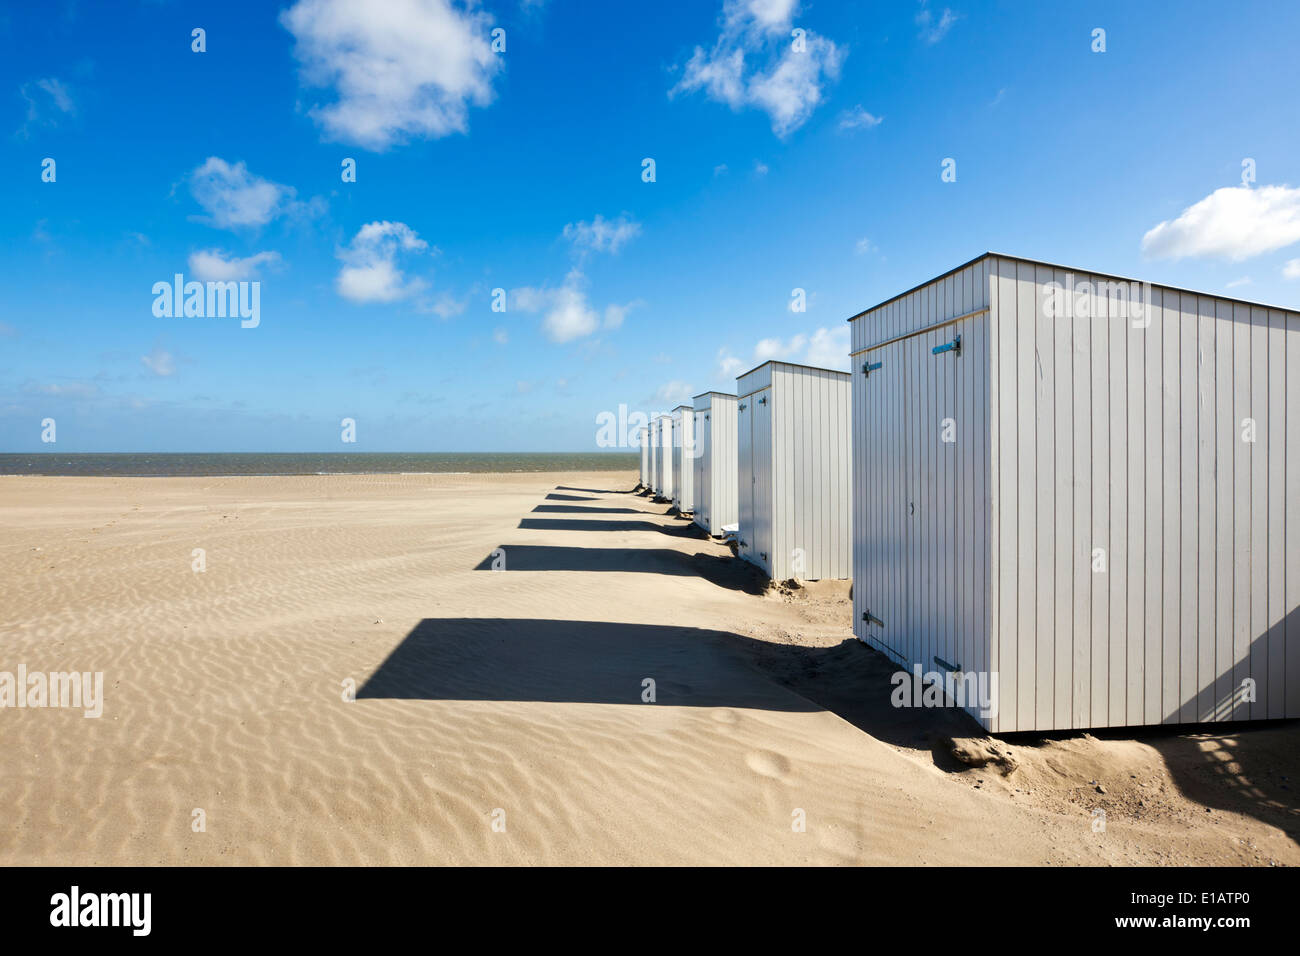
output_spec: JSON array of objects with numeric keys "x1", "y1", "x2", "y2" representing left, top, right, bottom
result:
[{"x1": 634, "y1": 253, "x2": 1300, "y2": 734}]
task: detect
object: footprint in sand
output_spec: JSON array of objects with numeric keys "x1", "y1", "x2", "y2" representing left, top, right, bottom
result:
[{"x1": 745, "y1": 749, "x2": 792, "y2": 780}]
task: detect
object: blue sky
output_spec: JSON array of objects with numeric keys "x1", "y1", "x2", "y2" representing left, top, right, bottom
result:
[{"x1": 4, "y1": 0, "x2": 1300, "y2": 452}]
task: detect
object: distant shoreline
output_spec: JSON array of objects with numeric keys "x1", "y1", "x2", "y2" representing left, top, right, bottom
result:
[{"x1": 0, "y1": 452, "x2": 638, "y2": 477}]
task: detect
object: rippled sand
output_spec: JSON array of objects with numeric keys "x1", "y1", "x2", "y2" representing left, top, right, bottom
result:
[{"x1": 1, "y1": 473, "x2": 1293, "y2": 865}]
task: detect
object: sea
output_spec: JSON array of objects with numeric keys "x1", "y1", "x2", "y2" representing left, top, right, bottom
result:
[{"x1": 0, "y1": 453, "x2": 639, "y2": 477}]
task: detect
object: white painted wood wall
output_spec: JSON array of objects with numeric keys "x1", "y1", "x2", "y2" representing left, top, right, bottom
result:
[
  {"x1": 693, "y1": 392, "x2": 738, "y2": 535},
  {"x1": 649, "y1": 417, "x2": 660, "y2": 496},
  {"x1": 655, "y1": 413, "x2": 674, "y2": 501},
  {"x1": 737, "y1": 362, "x2": 852, "y2": 581},
  {"x1": 638, "y1": 427, "x2": 649, "y2": 488},
  {"x1": 671, "y1": 404, "x2": 695, "y2": 514}
]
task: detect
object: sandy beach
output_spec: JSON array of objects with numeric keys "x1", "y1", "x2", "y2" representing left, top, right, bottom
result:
[{"x1": 0, "y1": 471, "x2": 1296, "y2": 866}]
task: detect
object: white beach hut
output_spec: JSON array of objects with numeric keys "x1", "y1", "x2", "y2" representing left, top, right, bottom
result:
[
  {"x1": 849, "y1": 252, "x2": 1300, "y2": 732},
  {"x1": 648, "y1": 417, "x2": 660, "y2": 496},
  {"x1": 654, "y1": 413, "x2": 674, "y2": 501},
  {"x1": 638, "y1": 426, "x2": 650, "y2": 489},
  {"x1": 736, "y1": 361, "x2": 852, "y2": 581},
  {"x1": 670, "y1": 404, "x2": 695, "y2": 514},
  {"x1": 692, "y1": 391, "x2": 738, "y2": 536}
]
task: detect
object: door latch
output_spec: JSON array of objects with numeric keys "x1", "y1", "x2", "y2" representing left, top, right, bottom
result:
[{"x1": 932, "y1": 334, "x2": 961, "y2": 356}]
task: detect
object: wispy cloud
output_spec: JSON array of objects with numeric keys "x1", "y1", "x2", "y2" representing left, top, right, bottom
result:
[
  {"x1": 17, "y1": 77, "x2": 74, "y2": 136},
  {"x1": 1141, "y1": 184, "x2": 1300, "y2": 261},
  {"x1": 141, "y1": 346, "x2": 177, "y2": 377},
  {"x1": 563, "y1": 214, "x2": 642, "y2": 257},
  {"x1": 838, "y1": 105, "x2": 882, "y2": 131},
  {"x1": 281, "y1": 0, "x2": 502, "y2": 150},
  {"x1": 188, "y1": 158, "x2": 298, "y2": 230},
  {"x1": 916, "y1": 2, "x2": 959, "y2": 44},
  {"x1": 651, "y1": 380, "x2": 694, "y2": 406},
  {"x1": 188, "y1": 249, "x2": 283, "y2": 281},
  {"x1": 28, "y1": 381, "x2": 99, "y2": 399},
  {"x1": 671, "y1": 0, "x2": 844, "y2": 138}
]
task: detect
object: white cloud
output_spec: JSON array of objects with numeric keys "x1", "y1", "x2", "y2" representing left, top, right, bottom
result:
[
  {"x1": 189, "y1": 249, "x2": 283, "y2": 281},
  {"x1": 916, "y1": 3, "x2": 959, "y2": 44},
  {"x1": 1225, "y1": 276, "x2": 1252, "y2": 289},
  {"x1": 336, "y1": 220, "x2": 429, "y2": 303},
  {"x1": 493, "y1": 327, "x2": 508, "y2": 344},
  {"x1": 1284, "y1": 259, "x2": 1300, "y2": 280},
  {"x1": 281, "y1": 0, "x2": 502, "y2": 151},
  {"x1": 603, "y1": 299, "x2": 644, "y2": 330},
  {"x1": 1141, "y1": 185, "x2": 1300, "y2": 262},
  {"x1": 802, "y1": 326, "x2": 850, "y2": 370},
  {"x1": 542, "y1": 273, "x2": 601, "y2": 342},
  {"x1": 744, "y1": 326, "x2": 850, "y2": 371},
  {"x1": 716, "y1": 348, "x2": 746, "y2": 379},
  {"x1": 755, "y1": 333, "x2": 806, "y2": 361},
  {"x1": 838, "y1": 105, "x2": 882, "y2": 131},
  {"x1": 653, "y1": 380, "x2": 695, "y2": 406},
  {"x1": 671, "y1": 0, "x2": 843, "y2": 138},
  {"x1": 754, "y1": 160, "x2": 769, "y2": 177},
  {"x1": 855, "y1": 237, "x2": 876, "y2": 255},
  {"x1": 189, "y1": 158, "x2": 295, "y2": 229},
  {"x1": 510, "y1": 270, "x2": 638, "y2": 343},
  {"x1": 563, "y1": 214, "x2": 642, "y2": 256},
  {"x1": 141, "y1": 347, "x2": 176, "y2": 377}
]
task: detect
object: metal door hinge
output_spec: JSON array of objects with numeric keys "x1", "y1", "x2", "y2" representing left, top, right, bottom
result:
[
  {"x1": 862, "y1": 609, "x2": 885, "y2": 628},
  {"x1": 739, "y1": 402, "x2": 747, "y2": 411},
  {"x1": 862, "y1": 359, "x2": 883, "y2": 377},
  {"x1": 932, "y1": 334, "x2": 961, "y2": 356},
  {"x1": 758, "y1": 396, "x2": 767, "y2": 405}
]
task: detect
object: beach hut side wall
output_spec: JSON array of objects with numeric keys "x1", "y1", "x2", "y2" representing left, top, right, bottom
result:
[
  {"x1": 985, "y1": 255, "x2": 1300, "y2": 732},
  {"x1": 692, "y1": 398, "x2": 711, "y2": 531},
  {"x1": 738, "y1": 364, "x2": 850, "y2": 580},
  {"x1": 639, "y1": 427, "x2": 649, "y2": 487},
  {"x1": 769, "y1": 364, "x2": 852, "y2": 581},
  {"x1": 736, "y1": 376, "x2": 773, "y2": 576},
  {"x1": 710, "y1": 393, "x2": 739, "y2": 534},
  {"x1": 692, "y1": 393, "x2": 738, "y2": 535},
  {"x1": 649, "y1": 418, "x2": 660, "y2": 496},
  {"x1": 657, "y1": 414, "x2": 675, "y2": 501},
  {"x1": 671, "y1": 405, "x2": 695, "y2": 513}
]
